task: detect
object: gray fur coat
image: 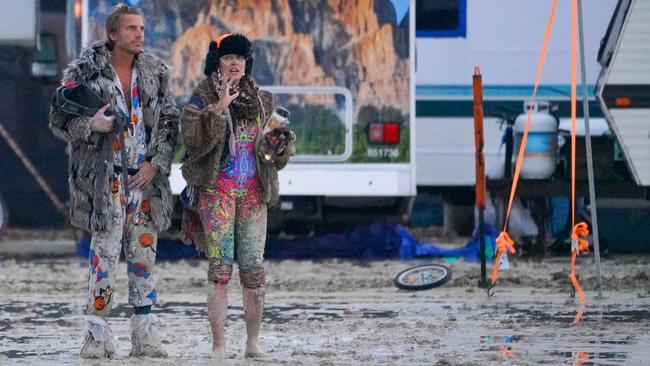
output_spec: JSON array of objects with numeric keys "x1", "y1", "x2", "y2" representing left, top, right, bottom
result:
[{"x1": 49, "y1": 40, "x2": 179, "y2": 233}]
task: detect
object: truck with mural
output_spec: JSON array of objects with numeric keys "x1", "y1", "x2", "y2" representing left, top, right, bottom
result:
[
  {"x1": 81, "y1": 0, "x2": 416, "y2": 232},
  {"x1": 0, "y1": 0, "x2": 415, "y2": 233}
]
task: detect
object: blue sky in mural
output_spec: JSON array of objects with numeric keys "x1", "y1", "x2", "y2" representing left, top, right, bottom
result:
[{"x1": 390, "y1": 0, "x2": 409, "y2": 23}]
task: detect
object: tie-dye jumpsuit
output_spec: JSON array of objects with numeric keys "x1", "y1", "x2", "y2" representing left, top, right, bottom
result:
[
  {"x1": 196, "y1": 120, "x2": 267, "y2": 288},
  {"x1": 85, "y1": 69, "x2": 159, "y2": 317}
]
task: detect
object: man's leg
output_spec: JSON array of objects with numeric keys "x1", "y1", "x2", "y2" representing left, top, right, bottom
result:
[
  {"x1": 197, "y1": 186, "x2": 236, "y2": 356},
  {"x1": 235, "y1": 198, "x2": 267, "y2": 358},
  {"x1": 125, "y1": 214, "x2": 166, "y2": 357},
  {"x1": 81, "y1": 223, "x2": 122, "y2": 359}
]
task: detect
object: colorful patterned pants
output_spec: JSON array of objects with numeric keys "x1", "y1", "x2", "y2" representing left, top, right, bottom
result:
[
  {"x1": 197, "y1": 180, "x2": 267, "y2": 288},
  {"x1": 85, "y1": 180, "x2": 158, "y2": 317}
]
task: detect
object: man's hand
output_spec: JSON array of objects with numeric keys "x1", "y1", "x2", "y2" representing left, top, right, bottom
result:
[
  {"x1": 90, "y1": 104, "x2": 114, "y2": 133},
  {"x1": 129, "y1": 161, "x2": 158, "y2": 190}
]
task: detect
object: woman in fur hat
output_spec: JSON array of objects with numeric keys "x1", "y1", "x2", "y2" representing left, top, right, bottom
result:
[{"x1": 180, "y1": 33, "x2": 295, "y2": 358}]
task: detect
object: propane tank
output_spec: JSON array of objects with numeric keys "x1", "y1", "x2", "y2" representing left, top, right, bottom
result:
[{"x1": 513, "y1": 107, "x2": 558, "y2": 179}]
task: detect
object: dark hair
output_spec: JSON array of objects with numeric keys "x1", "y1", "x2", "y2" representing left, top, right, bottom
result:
[
  {"x1": 105, "y1": 3, "x2": 143, "y2": 47},
  {"x1": 203, "y1": 34, "x2": 254, "y2": 76}
]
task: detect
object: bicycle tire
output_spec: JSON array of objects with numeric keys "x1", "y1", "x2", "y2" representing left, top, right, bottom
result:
[
  {"x1": 0, "y1": 193, "x2": 8, "y2": 233},
  {"x1": 393, "y1": 263, "x2": 452, "y2": 290}
]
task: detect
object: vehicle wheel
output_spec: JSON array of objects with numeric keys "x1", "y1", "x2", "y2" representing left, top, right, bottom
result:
[
  {"x1": 393, "y1": 263, "x2": 452, "y2": 290},
  {"x1": 0, "y1": 193, "x2": 8, "y2": 233}
]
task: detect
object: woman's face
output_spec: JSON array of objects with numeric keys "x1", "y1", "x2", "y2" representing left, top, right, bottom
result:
[{"x1": 218, "y1": 53, "x2": 247, "y2": 83}]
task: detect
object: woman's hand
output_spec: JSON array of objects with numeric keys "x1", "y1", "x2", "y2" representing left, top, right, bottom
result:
[{"x1": 213, "y1": 77, "x2": 239, "y2": 113}]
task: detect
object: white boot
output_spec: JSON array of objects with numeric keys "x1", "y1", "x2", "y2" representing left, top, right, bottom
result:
[
  {"x1": 129, "y1": 314, "x2": 168, "y2": 358},
  {"x1": 80, "y1": 315, "x2": 118, "y2": 359}
]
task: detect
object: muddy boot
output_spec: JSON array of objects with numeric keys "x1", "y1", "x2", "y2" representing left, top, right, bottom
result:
[
  {"x1": 242, "y1": 287, "x2": 265, "y2": 358},
  {"x1": 207, "y1": 284, "x2": 228, "y2": 358},
  {"x1": 129, "y1": 314, "x2": 167, "y2": 358},
  {"x1": 80, "y1": 315, "x2": 117, "y2": 359}
]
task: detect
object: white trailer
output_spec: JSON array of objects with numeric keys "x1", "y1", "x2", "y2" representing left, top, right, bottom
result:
[{"x1": 596, "y1": 0, "x2": 650, "y2": 187}]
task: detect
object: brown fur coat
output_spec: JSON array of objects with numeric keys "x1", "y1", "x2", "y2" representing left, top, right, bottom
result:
[{"x1": 180, "y1": 76, "x2": 293, "y2": 206}]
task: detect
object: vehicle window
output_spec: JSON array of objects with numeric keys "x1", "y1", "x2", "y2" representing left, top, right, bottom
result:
[{"x1": 416, "y1": 0, "x2": 466, "y2": 38}]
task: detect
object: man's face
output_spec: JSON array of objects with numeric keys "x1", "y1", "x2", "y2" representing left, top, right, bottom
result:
[{"x1": 109, "y1": 14, "x2": 145, "y2": 55}]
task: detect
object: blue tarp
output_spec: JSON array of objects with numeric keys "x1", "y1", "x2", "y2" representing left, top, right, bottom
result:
[
  {"x1": 400, "y1": 224, "x2": 498, "y2": 262},
  {"x1": 76, "y1": 221, "x2": 498, "y2": 261}
]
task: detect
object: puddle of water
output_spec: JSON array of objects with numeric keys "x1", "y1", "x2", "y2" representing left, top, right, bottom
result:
[
  {"x1": 0, "y1": 336, "x2": 34, "y2": 343},
  {"x1": 547, "y1": 350, "x2": 630, "y2": 365},
  {"x1": 477, "y1": 333, "x2": 636, "y2": 365},
  {"x1": 1, "y1": 350, "x2": 64, "y2": 359},
  {"x1": 361, "y1": 310, "x2": 398, "y2": 319},
  {"x1": 505, "y1": 304, "x2": 650, "y2": 323}
]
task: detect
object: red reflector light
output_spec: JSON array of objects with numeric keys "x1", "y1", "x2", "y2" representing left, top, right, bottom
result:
[
  {"x1": 383, "y1": 123, "x2": 399, "y2": 144},
  {"x1": 614, "y1": 97, "x2": 632, "y2": 107},
  {"x1": 368, "y1": 123, "x2": 384, "y2": 143}
]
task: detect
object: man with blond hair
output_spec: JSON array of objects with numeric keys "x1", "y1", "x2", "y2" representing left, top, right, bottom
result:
[{"x1": 50, "y1": 3, "x2": 178, "y2": 358}]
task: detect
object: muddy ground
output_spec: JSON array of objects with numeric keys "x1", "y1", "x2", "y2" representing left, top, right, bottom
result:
[{"x1": 0, "y1": 236, "x2": 649, "y2": 365}]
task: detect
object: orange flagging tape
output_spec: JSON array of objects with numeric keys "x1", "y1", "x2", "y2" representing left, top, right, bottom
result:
[{"x1": 491, "y1": 0, "x2": 558, "y2": 287}]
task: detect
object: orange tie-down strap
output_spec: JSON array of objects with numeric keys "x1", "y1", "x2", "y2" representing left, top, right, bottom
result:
[
  {"x1": 490, "y1": 231, "x2": 516, "y2": 285},
  {"x1": 569, "y1": 0, "x2": 590, "y2": 325},
  {"x1": 570, "y1": 222, "x2": 589, "y2": 323},
  {"x1": 490, "y1": 0, "x2": 558, "y2": 289}
]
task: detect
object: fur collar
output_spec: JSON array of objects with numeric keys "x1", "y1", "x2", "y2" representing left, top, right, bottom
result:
[
  {"x1": 62, "y1": 40, "x2": 170, "y2": 126},
  {"x1": 209, "y1": 73, "x2": 262, "y2": 121}
]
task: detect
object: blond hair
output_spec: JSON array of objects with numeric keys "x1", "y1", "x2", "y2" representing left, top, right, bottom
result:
[{"x1": 105, "y1": 3, "x2": 143, "y2": 44}]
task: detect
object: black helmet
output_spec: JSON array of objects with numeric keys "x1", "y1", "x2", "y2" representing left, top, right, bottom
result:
[{"x1": 53, "y1": 82, "x2": 107, "y2": 117}]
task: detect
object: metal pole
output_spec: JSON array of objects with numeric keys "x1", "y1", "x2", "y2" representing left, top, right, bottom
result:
[
  {"x1": 577, "y1": 0, "x2": 604, "y2": 299},
  {"x1": 479, "y1": 208, "x2": 487, "y2": 287},
  {"x1": 0, "y1": 120, "x2": 67, "y2": 216}
]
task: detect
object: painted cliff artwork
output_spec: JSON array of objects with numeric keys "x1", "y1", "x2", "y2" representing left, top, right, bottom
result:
[{"x1": 86, "y1": 0, "x2": 410, "y2": 162}]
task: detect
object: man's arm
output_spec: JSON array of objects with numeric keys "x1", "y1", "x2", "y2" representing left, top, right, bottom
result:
[{"x1": 49, "y1": 61, "x2": 107, "y2": 147}]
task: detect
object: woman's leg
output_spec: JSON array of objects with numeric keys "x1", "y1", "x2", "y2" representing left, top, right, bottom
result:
[
  {"x1": 235, "y1": 196, "x2": 268, "y2": 357},
  {"x1": 207, "y1": 283, "x2": 228, "y2": 356},
  {"x1": 197, "y1": 186, "x2": 236, "y2": 354}
]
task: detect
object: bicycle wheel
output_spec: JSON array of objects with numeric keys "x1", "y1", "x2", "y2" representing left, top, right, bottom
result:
[
  {"x1": 393, "y1": 263, "x2": 452, "y2": 290},
  {"x1": 0, "y1": 193, "x2": 8, "y2": 233}
]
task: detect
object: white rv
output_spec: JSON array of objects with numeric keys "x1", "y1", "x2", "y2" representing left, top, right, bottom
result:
[{"x1": 414, "y1": 0, "x2": 618, "y2": 193}]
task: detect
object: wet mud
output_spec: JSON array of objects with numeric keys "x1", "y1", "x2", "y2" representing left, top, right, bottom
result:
[{"x1": 1, "y1": 255, "x2": 649, "y2": 364}]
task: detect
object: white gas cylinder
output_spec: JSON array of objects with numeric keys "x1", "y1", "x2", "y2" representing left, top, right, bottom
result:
[{"x1": 513, "y1": 112, "x2": 558, "y2": 179}]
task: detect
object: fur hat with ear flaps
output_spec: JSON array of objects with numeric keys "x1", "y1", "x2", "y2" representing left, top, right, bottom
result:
[{"x1": 203, "y1": 33, "x2": 254, "y2": 77}]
